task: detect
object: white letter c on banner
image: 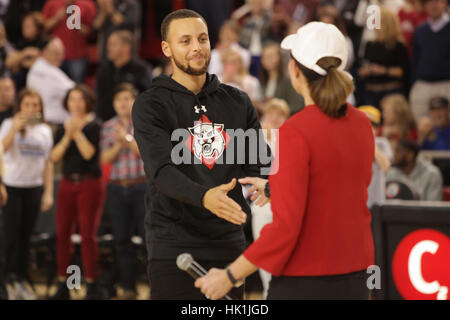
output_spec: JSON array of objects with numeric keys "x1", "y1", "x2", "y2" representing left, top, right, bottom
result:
[{"x1": 408, "y1": 240, "x2": 443, "y2": 298}]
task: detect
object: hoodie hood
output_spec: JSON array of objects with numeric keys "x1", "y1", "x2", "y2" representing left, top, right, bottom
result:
[{"x1": 150, "y1": 73, "x2": 221, "y2": 98}]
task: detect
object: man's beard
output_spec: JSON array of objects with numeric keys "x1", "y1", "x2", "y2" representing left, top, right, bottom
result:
[{"x1": 173, "y1": 52, "x2": 211, "y2": 76}]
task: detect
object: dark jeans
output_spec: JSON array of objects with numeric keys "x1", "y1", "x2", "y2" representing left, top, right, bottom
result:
[
  {"x1": 268, "y1": 270, "x2": 370, "y2": 300},
  {"x1": 362, "y1": 88, "x2": 404, "y2": 111},
  {"x1": 3, "y1": 186, "x2": 43, "y2": 280},
  {"x1": 107, "y1": 182, "x2": 146, "y2": 291},
  {"x1": 62, "y1": 58, "x2": 88, "y2": 83},
  {"x1": 149, "y1": 259, "x2": 244, "y2": 300},
  {"x1": 0, "y1": 208, "x2": 6, "y2": 300}
]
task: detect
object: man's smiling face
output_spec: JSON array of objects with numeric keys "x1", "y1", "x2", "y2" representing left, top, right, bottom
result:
[{"x1": 162, "y1": 17, "x2": 211, "y2": 76}]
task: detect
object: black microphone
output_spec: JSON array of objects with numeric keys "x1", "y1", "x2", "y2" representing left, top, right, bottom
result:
[{"x1": 176, "y1": 253, "x2": 232, "y2": 300}]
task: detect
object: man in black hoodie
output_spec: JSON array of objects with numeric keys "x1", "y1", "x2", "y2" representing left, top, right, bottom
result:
[{"x1": 132, "y1": 9, "x2": 271, "y2": 300}]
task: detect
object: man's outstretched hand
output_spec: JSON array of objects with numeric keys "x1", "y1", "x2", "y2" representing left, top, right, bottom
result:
[{"x1": 203, "y1": 178, "x2": 247, "y2": 225}]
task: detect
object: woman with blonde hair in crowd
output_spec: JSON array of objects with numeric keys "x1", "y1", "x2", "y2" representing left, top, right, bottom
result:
[
  {"x1": 0, "y1": 88, "x2": 53, "y2": 300},
  {"x1": 220, "y1": 47, "x2": 263, "y2": 110},
  {"x1": 381, "y1": 93, "x2": 417, "y2": 150},
  {"x1": 358, "y1": 6, "x2": 410, "y2": 109}
]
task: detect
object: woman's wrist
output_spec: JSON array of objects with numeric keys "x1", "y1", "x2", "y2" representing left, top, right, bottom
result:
[
  {"x1": 61, "y1": 134, "x2": 72, "y2": 145},
  {"x1": 73, "y1": 131, "x2": 85, "y2": 142},
  {"x1": 264, "y1": 181, "x2": 271, "y2": 198},
  {"x1": 226, "y1": 266, "x2": 244, "y2": 288}
]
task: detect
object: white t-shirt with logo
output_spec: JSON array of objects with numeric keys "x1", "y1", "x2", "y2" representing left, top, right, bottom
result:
[{"x1": 0, "y1": 118, "x2": 53, "y2": 187}]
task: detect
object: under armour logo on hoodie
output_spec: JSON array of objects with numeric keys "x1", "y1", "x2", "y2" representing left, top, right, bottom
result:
[{"x1": 194, "y1": 105, "x2": 207, "y2": 114}]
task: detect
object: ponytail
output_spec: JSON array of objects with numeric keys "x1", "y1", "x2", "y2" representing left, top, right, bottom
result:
[{"x1": 293, "y1": 55, "x2": 354, "y2": 118}]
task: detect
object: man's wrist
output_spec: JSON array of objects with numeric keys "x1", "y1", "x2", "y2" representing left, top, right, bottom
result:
[
  {"x1": 114, "y1": 140, "x2": 124, "y2": 148},
  {"x1": 201, "y1": 188, "x2": 210, "y2": 209}
]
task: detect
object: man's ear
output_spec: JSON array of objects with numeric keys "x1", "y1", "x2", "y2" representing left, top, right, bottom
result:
[{"x1": 161, "y1": 41, "x2": 171, "y2": 58}]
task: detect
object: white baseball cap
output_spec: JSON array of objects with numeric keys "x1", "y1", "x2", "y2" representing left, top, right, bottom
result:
[{"x1": 281, "y1": 21, "x2": 349, "y2": 76}]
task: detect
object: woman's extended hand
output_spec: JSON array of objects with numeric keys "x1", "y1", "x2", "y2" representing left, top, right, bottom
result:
[{"x1": 239, "y1": 177, "x2": 270, "y2": 207}]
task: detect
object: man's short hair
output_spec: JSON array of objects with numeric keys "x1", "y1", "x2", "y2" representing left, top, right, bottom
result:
[
  {"x1": 429, "y1": 96, "x2": 449, "y2": 110},
  {"x1": 113, "y1": 82, "x2": 138, "y2": 99},
  {"x1": 109, "y1": 29, "x2": 134, "y2": 46},
  {"x1": 398, "y1": 139, "x2": 421, "y2": 158},
  {"x1": 160, "y1": 9, "x2": 207, "y2": 41}
]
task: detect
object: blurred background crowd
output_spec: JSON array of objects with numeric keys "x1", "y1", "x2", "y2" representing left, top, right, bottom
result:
[{"x1": 0, "y1": 0, "x2": 448, "y2": 300}]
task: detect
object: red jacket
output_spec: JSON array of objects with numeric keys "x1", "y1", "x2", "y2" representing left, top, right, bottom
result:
[{"x1": 244, "y1": 104, "x2": 375, "y2": 276}]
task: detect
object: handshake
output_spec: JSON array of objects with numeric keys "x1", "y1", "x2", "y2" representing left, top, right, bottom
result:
[{"x1": 202, "y1": 177, "x2": 270, "y2": 225}]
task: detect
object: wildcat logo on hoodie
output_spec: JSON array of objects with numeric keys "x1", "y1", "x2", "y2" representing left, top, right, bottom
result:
[{"x1": 187, "y1": 114, "x2": 231, "y2": 170}]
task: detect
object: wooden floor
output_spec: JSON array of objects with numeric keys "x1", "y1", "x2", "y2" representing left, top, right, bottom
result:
[{"x1": 20, "y1": 283, "x2": 263, "y2": 300}]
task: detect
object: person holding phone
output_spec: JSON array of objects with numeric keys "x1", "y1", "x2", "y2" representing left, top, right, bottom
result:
[{"x1": 0, "y1": 88, "x2": 54, "y2": 300}]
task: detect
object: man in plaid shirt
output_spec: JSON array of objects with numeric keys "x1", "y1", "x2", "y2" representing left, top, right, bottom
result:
[{"x1": 100, "y1": 83, "x2": 146, "y2": 300}]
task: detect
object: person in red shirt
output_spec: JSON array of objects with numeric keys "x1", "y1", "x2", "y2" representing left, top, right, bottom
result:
[
  {"x1": 398, "y1": 0, "x2": 428, "y2": 57},
  {"x1": 42, "y1": 0, "x2": 96, "y2": 83},
  {"x1": 195, "y1": 22, "x2": 375, "y2": 300}
]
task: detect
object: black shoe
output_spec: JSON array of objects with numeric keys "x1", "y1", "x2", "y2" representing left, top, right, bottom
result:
[
  {"x1": 49, "y1": 281, "x2": 70, "y2": 300},
  {"x1": 84, "y1": 282, "x2": 108, "y2": 300}
]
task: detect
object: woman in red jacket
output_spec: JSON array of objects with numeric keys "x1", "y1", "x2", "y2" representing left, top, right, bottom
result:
[{"x1": 196, "y1": 22, "x2": 375, "y2": 300}]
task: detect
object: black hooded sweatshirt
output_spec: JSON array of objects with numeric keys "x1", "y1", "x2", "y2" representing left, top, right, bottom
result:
[{"x1": 132, "y1": 73, "x2": 271, "y2": 262}]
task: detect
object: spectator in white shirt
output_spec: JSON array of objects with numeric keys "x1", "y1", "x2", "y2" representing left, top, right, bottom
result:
[
  {"x1": 0, "y1": 88, "x2": 53, "y2": 300},
  {"x1": 26, "y1": 37, "x2": 74, "y2": 131}
]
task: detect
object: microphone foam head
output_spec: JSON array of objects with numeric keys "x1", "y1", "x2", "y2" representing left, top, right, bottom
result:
[{"x1": 176, "y1": 253, "x2": 193, "y2": 271}]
